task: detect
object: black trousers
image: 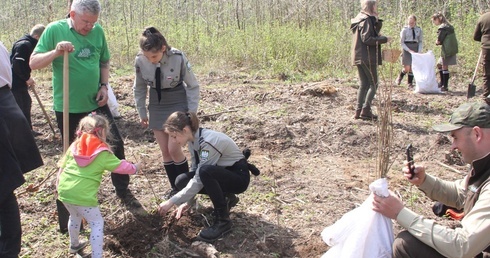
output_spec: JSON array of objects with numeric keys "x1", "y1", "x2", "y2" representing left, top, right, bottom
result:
[
  {"x1": 482, "y1": 48, "x2": 490, "y2": 98},
  {"x1": 0, "y1": 193, "x2": 22, "y2": 258},
  {"x1": 175, "y1": 159, "x2": 250, "y2": 211},
  {"x1": 11, "y1": 88, "x2": 32, "y2": 129},
  {"x1": 0, "y1": 86, "x2": 42, "y2": 256}
]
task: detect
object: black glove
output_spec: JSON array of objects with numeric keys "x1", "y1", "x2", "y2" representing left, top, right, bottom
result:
[{"x1": 242, "y1": 148, "x2": 260, "y2": 176}]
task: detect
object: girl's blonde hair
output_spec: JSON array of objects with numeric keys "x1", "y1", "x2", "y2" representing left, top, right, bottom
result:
[
  {"x1": 164, "y1": 111, "x2": 200, "y2": 134},
  {"x1": 74, "y1": 113, "x2": 112, "y2": 146},
  {"x1": 58, "y1": 114, "x2": 112, "y2": 167},
  {"x1": 432, "y1": 12, "x2": 449, "y2": 24},
  {"x1": 360, "y1": 0, "x2": 377, "y2": 15}
]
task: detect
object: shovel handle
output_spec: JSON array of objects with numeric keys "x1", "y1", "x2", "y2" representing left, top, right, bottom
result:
[
  {"x1": 471, "y1": 50, "x2": 483, "y2": 84},
  {"x1": 31, "y1": 86, "x2": 56, "y2": 135},
  {"x1": 63, "y1": 51, "x2": 69, "y2": 152}
]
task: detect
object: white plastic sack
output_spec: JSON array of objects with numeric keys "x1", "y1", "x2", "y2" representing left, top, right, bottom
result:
[
  {"x1": 321, "y1": 178, "x2": 394, "y2": 258},
  {"x1": 412, "y1": 51, "x2": 441, "y2": 94},
  {"x1": 106, "y1": 83, "x2": 121, "y2": 118}
]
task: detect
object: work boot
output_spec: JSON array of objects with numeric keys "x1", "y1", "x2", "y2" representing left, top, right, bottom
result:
[
  {"x1": 353, "y1": 108, "x2": 362, "y2": 119},
  {"x1": 395, "y1": 71, "x2": 405, "y2": 86},
  {"x1": 198, "y1": 209, "x2": 232, "y2": 242},
  {"x1": 360, "y1": 107, "x2": 378, "y2": 120},
  {"x1": 225, "y1": 193, "x2": 239, "y2": 212},
  {"x1": 117, "y1": 189, "x2": 142, "y2": 208}
]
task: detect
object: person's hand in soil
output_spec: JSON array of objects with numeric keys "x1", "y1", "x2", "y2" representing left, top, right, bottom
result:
[
  {"x1": 372, "y1": 191, "x2": 404, "y2": 220},
  {"x1": 140, "y1": 117, "x2": 149, "y2": 128},
  {"x1": 173, "y1": 203, "x2": 189, "y2": 219},
  {"x1": 402, "y1": 161, "x2": 426, "y2": 187},
  {"x1": 158, "y1": 200, "x2": 174, "y2": 216},
  {"x1": 135, "y1": 162, "x2": 143, "y2": 173}
]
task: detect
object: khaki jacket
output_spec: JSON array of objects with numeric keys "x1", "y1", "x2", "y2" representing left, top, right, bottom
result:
[
  {"x1": 350, "y1": 12, "x2": 388, "y2": 66},
  {"x1": 397, "y1": 152, "x2": 490, "y2": 258},
  {"x1": 133, "y1": 48, "x2": 200, "y2": 119}
]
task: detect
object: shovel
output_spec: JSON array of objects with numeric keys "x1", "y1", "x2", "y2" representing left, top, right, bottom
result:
[
  {"x1": 31, "y1": 86, "x2": 56, "y2": 135},
  {"x1": 467, "y1": 50, "x2": 482, "y2": 99}
]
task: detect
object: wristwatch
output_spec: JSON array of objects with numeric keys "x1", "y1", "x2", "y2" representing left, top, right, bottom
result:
[{"x1": 99, "y1": 83, "x2": 108, "y2": 89}]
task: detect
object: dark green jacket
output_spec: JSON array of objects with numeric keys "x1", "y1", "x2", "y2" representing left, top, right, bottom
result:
[
  {"x1": 350, "y1": 12, "x2": 388, "y2": 66},
  {"x1": 436, "y1": 23, "x2": 458, "y2": 57}
]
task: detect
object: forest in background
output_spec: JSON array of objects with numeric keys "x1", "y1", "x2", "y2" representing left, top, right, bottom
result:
[{"x1": 0, "y1": 0, "x2": 490, "y2": 81}]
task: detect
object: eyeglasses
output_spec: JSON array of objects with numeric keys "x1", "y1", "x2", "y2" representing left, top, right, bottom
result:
[{"x1": 80, "y1": 18, "x2": 97, "y2": 28}]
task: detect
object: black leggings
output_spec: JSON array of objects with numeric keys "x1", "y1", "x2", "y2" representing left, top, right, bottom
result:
[{"x1": 175, "y1": 159, "x2": 250, "y2": 210}]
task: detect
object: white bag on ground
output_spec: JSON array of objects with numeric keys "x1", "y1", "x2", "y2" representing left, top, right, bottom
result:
[
  {"x1": 412, "y1": 51, "x2": 441, "y2": 94},
  {"x1": 107, "y1": 83, "x2": 121, "y2": 118},
  {"x1": 321, "y1": 178, "x2": 394, "y2": 258}
]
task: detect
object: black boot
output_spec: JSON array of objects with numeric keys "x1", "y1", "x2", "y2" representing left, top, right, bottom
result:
[
  {"x1": 163, "y1": 162, "x2": 179, "y2": 199},
  {"x1": 407, "y1": 73, "x2": 414, "y2": 88},
  {"x1": 438, "y1": 70, "x2": 443, "y2": 88},
  {"x1": 441, "y1": 71, "x2": 449, "y2": 91},
  {"x1": 198, "y1": 209, "x2": 232, "y2": 242},
  {"x1": 174, "y1": 158, "x2": 189, "y2": 176}
]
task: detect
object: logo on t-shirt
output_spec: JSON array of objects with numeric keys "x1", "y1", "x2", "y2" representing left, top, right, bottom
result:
[{"x1": 76, "y1": 46, "x2": 95, "y2": 59}]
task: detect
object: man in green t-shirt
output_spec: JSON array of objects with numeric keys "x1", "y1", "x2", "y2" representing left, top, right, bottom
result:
[{"x1": 30, "y1": 0, "x2": 140, "y2": 232}]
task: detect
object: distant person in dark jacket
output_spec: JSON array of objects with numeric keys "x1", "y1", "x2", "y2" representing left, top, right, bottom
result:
[
  {"x1": 10, "y1": 24, "x2": 45, "y2": 136},
  {"x1": 350, "y1": 0, "x2": 391, "y2": 120},
  {"x1": 432, "y1": 12, "x2": 458, "y2": 92},
  {"x1": 474, "y1": 11, "x2": 490, "y2": 100}
]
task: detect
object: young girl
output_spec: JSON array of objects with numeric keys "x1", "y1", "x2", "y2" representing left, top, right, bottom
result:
[
  {"x1": 133, "y1": 26, "x2": 200, "y2": 199},
  {"x1": 57, "y1": 114, "x2": 140, "y2": 257},
  {"x1": 396, "y1": 15, "x2": 423, "y2": 88},
  {"x1": 157, "y1": 111, "x2": 259, "y2": 243},
  {"x1": 350, "y1": 0, "x2": 391, "y2": 120},
  {"x1": 432, "y1": 12, "x2": 458, "y2": 91}
]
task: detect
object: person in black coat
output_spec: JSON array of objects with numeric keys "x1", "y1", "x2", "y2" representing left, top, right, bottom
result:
[
  {"x1": 0, "y1": 40, "x2": 43, "y2": 258},
  {"x1": 10, "y1": 24, "x2": 45, "y2": 136}
]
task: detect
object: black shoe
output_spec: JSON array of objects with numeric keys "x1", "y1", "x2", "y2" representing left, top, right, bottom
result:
[
  {"x1": 117, "y1": 189, "x2": 142, "y2": 208},
  {"x1": 32, "y1": 130, "x2": 42, "y2": 137},
  {"x1": 198, "y1": 219, "x2": 232, "y2": 242},
  {"x1": 225, "y1": 194, "x2": 239, "y2": 212}
]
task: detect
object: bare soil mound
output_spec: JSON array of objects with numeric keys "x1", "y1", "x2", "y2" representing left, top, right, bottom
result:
[{"x1": 19, "y1": 73, "x2": 473, "y2": 257}]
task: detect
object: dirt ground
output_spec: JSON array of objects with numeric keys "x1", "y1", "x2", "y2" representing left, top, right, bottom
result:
[{"x1": 18, "y1": 69, "x2": 475, "y2": 257}]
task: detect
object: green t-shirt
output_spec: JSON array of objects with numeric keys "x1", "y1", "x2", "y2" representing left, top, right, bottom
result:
[{"x1": 34, "y1": 19, "x2": 110, "y2": 113}]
